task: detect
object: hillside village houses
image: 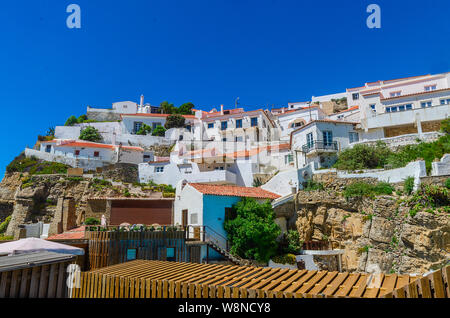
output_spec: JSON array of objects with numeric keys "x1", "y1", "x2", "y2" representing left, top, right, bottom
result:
[{"x1": 23, "y1": 71, "x2": 450, "y2": 197}]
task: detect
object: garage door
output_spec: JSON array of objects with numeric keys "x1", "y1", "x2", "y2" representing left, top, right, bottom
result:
[{"x1": 110, "y1": 199, "x2": 173, "y2": 225}]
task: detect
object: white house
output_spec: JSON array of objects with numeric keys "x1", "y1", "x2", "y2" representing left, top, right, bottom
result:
[
  {"x1": 273, "y1": 106, "x2": 327, "y2": 140},
  {"x1": 173, "y1": 182, "x2": 280, "y2": 261},
  {"x1": 346, "y1": 72, "x2": 450, "y2": 140},
  {"x1": 29, "y1": 139, "x2": 144, "y2": 170},
  {"x1": 290, "y1": 120, "x2": 359, "y2": 168}
]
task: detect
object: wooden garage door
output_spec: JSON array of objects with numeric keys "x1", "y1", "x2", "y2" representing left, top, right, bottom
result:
[{"x1": 110, "y1": 200, "x2": 173, "y2": 225}]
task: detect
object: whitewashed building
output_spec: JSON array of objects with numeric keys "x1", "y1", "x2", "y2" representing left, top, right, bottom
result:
[
  {"x1": 273, "y1": 106, "x2": 327, "y2": 140},
  {"x1": 290, "y1": 120, "x2": 359, "y2": 168}
]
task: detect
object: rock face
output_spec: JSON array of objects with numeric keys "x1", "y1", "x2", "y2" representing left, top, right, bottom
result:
[
  {"x1": 292, "y1": 190, "x2": 449, "y2": 275},
  {"x1": 2, "y1": 172, "x2": 166, "y2": 237}
]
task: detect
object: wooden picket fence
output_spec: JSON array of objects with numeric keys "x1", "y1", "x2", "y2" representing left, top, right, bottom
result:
[
  {"x1": 86, "y1": 230, "x2": 197, "y2": 270},
  {"x1": 71, "y1": 260, "x2": 449, "y2": 298},
  {"x1": 0, "y1": 261, "x2": 72, "y2": 298},
  {"x1": 382, "y1": 265, "x2": 450, "y2": 298}
]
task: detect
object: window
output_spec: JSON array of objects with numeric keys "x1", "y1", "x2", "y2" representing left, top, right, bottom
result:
[
  {"x1": 406, "y1": 104, "x2": 413, "y2": 110},
  {"x1": 207, "y1": 123, "x2": 214, "y2": 129},
  {"x1": 190, "y1": 213, "x2": 198, "y2": 224},
  {"x1": 306, "y1": 133, "x2": 314, "y2": 147},
  {"x1": 221, "y1": 121, "x2": 227, "y2": 130},
  {"x1": 166, "y1": 247, "x2": 176, "y2": 262},
  {"x1": 390, "y1": 91, "x2": 401, "y2": 97},
  {"x1": 236, "y1": 119, "x2": 242, "y2": 128},
  {"x1": 425, "y1": 85, "x2": 437, "y2": 91},
  {"x1": 75, "y1": 150, "x2": 80, "y2": 156},
  {"x1": 222, "y1": 137, "x2": 227, "y2": 142},
  {"x1": 126, "y1": 249, "x2": 137, "y2": 261},
  {"x1": 235, "y1": 136, "x2": 243, "y2": 142},
  {"x1": 45, "y1": 145, "x2": 52, "y2": 153},
  {"x1": 421, "y1": 101, "x2": 432, "y2": 108},
  {"x1": 186, "y1": 125, "x2": 191, "y2": 132},
  {"x1": 93, "y1": 151, "x2": 99, "y2": 157},
  {"x1": 251, "y1": 117, "x2": 258, "y2": 127},
  {"x1": 398, "y1": 105, "x2": 405, "y2": 112},
  {"x1": 214, "y1": 166, "x2": 224, "y2": 170},
  {"x1": 440, "y1": 99, "x2": 450, "y2": 105},
  {"x1": 323, "y1": 131, "x2": 333, "y2": 146},
  {"x1": 349, "y1": 132, "x2": 359, "y2": 143},
  {"x1": 370, "y1": 104, "x2": 376, "y2": 112},
  {"x1": 155, "y1": 166, "x2": 164, "y2": 173},
  {"x1": 133, "y1": 121, "x2": 143, "y2": 133},
  {"x1": 352, "y1": 93, "x2": 359, "y2": 100},
  {"x1": 152, "y1": 122, "x2": 161, "y2": 129},
  {"x1": 284, "y1": 154, "x2": 294, "y2": 164},
  {"x1": 179, "y1": 135, "x2": 184, "y2": 141},
  {"x1": 225, "y1": 207, "x2": 236, "y2": 221}
]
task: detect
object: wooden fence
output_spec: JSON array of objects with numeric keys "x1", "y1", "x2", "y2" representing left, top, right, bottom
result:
[
  {"x1": 0, "y1": 261, "x2": 73, "y2": 298},
  {"x1": 71, "y1": 260, "x2": 449, "y2": 298},
  {"x1": 382, "y1": 265, "x2": 450, "y2": 298},
  {"x1": 86, "y1": 230, "x2": 199, "y2": 270}
]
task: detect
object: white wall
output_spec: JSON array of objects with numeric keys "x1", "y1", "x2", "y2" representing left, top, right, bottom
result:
[
  {"x1": 261, "y1": 168, "x2": 299, "y2": 196},
  {"x1": 173, "y1": 182, "x2": 204, "y2": 227},
  {"x1": 431, "y1": 154, "x2": 450, "y2": 176}
]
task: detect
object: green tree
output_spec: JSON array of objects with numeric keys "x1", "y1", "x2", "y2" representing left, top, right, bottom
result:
[
  {"x1": 65, "y1": 115, "x2": 78, "y2": 126},
  {"x1": 136, "y1": 124, "x2": 152, "y2": 135},
  {"x1": 152, "y1": 125, "x2": 166, "y2": 137},
  {"x1": 79, "y1": 126, "x2": 102, "y2": 142},
  {"x1": 177, "y1": 102, "x2": 195, "y2": 115},
  {"x1": 164, "y1": 114, "x2": 185, "y2": 129},
  {"x1": 46, "y1": 127, "x2": 55, "y2": 136},
  {"x1": 441, "y1": 118, "x2": 450, "y2": 134},
  {"x1": 78, "y1": 114, "x2": 88, "y2": 123},
  {"x1": 160, "y1": 101, "x2": 175, "y2": 114},
  {"x1": 224, "y1": 198, "x2": 281, "y2": 262}
]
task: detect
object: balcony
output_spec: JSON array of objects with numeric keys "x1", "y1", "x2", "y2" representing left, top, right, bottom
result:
[
  {"x1": 186, "y1": 170, "x2": 237, "y2": 185},
  {"x1": 302, "y1": 141, "x2": 338, "y2": 155}
]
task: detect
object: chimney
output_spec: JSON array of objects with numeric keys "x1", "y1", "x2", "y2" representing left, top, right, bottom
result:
[
  {"x1": 282, "y1": 108, "x2": 285, "y2": 114},
  {"x1": 140, "y1": 94, "x2": 144, "y2": 107},
  {"x1": 220, "y1": 104, "x2": 224, "y2": 115}
]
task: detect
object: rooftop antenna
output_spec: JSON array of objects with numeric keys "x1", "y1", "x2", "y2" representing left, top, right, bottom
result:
[{"x1": 235, "y1": 97, "x2": 240, "y2": 109}]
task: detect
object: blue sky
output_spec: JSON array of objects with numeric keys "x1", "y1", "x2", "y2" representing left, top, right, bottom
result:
[{"x1": 0, "y1": 0, "x2": 449, "y2": 177}]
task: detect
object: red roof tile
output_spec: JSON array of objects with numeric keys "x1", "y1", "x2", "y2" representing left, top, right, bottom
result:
[
  {"x1": 189, "y1": 183, "x2": 280, "y2": 199},
  {"x1": 121, "y1": 113, "x2": 197, "y2": 119},
  {"x1": 46, "y1": 226, "x2": 86, "y2": 240}
]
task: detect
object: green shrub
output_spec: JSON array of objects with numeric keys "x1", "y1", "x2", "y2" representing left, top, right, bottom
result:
[
  {"x1": 334, "y1": 141, "x2": 392, "y2": 170},
  {"x1": 66, "y1": 176, "x2": 84, "y2": 182},
  {"x1": 136, "y1": 124, "x2": 152, "y2": 135},
  {"x1": 65, "y1": 115, "x2": 79, "y2": 126},
  {"x1": 373, "y1": 182, "x2": 394, "y2": 195},
  {"x1": 224, "y1": 198, "x2": 280, "y2": 262},
  {"x1": 404, "y1": 176, "x2": 415, "y2": 195},
  {"x1": 79, "y1": 126, "x2": 102, "y2": 142},
  {"x1": 164, "y1": 114, "x2": 186, "y2": 129},
  {"x1": 151, "y1": 125, "x2": 166, "y2": 137},
  {"x1": 272, "y1": 254, "x2": 297, "y2": 265},
  {"x1": 0, "y1": 216, "x2": 12, "y2": 234},
  {"x1": 445, "y1": 178, "x2": 450, "y2": 189},
  {"x1": 84, "y1": 217, "x2": 100, "y2": 225},
  {"x1": 302, "y1": 180, "x2": 324, "y2": 191},
  {"x1": 277, "y1": 230, "x2": 303, "y2": 255},
  {"x1": 344, "y1": 181, "x2": 394, "y2": 199},
  {"x1": 162, "y1": 192, "x2": 175, "y2": 198},
  {"x1": 0, "y1": 235, "x2": 14, "y2": 241},
  {"x1": 123, "y1": 188, "x2": 131, "y2": 197}
]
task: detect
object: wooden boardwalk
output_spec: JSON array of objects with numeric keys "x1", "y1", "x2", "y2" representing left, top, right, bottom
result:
[{"x1": 70, "y1": 260, "x2": 449, "y2": 298}]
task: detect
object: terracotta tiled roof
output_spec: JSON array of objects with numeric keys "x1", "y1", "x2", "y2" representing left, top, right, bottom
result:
[
  {"x1": 380, "y1": 88, "x2": 450, "y2": 101},
  {"x1": 46, "y1": 226, "x2": 86, "y2": 240},
  {"x1": 332, "y1": 105, "x2": 359, "y2": 114},
  {"x1": 189, "y1": 183, "x2": 280, "y2": 199},
  {"x1": 274, "y1": 106, "x2": 320, "y2": 117}
]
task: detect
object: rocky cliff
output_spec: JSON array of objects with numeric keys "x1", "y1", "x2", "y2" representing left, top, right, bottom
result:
[
  {"x1": 0, "y1": 171, "x2": 166, "y2": 237},
  {"x1": 292, "y1": 188, "x2": 449, "y2": 275}
]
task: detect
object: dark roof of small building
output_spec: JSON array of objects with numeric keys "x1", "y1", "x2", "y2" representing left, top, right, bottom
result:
[{"x1": 0, "y1": 251, "x2": 76, "y2": 272}]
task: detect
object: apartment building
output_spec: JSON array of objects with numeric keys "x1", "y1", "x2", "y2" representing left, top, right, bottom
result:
[{"x1": 346, "y1": 72, "x2": 450, "y2": 140}]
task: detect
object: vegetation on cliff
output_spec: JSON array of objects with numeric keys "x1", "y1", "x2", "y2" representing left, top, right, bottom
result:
[
  {"x1": 334, "y1": 118, "x2": 450, "y2": 173},
  {"x1": 6, "y1": 153, "x2": 69, "y2": 175}
]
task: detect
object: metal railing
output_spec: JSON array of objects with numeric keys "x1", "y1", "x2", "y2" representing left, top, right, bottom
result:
[{"x1": 302, "y1": 141, "x2": 338, "y2": 153}]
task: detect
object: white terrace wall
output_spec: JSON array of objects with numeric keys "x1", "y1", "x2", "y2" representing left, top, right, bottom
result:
[
  {"x1": 431, "y1": 154, "x2": 450, "y2": 176},
  {"x1": 335, "y1": 160, "x2": 427, "y2": 190},
  {"x1": 55, "y1": 126, "x2": 80, "y2": 140},
  {"x1": 25, "y1": 148, "x2": 106, "y2": 171},
  {"x1": 115, "y1": 134, "x2": 173, "y2": 148},
  {"x1": 351, "y1": 131, "x2": 444, "y2": 150}
]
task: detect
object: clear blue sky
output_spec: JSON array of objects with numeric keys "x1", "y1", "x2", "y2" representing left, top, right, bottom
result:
[{"x1": 0, "y1": 0, "x2": 449, "y2": 177}]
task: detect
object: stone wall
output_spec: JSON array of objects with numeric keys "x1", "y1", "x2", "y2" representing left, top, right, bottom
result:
[
  {"x1": 101, "y1": 163, "x2": 139, "y2": 183},
  {"x1": 292, "y1": 190, "x2": 449, "y2": 275}
]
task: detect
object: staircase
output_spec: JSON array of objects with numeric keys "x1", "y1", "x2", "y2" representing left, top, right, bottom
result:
[{"x1": 203, "y1": 226, "x2": 251, "y2": 266}]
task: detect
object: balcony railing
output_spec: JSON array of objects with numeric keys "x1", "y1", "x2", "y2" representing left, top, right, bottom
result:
[{"x1": 302, "y1": 141, "x2": 338, "y2": 153}]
